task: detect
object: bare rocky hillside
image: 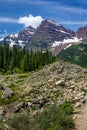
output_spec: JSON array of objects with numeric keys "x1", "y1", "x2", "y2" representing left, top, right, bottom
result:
[{"x1": 0, "y1": 60, "x2": 87, "y2": 129}]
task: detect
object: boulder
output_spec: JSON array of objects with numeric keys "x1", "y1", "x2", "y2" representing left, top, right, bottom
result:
[
  {"x1": 1, "y1": 87, "x2": 14, "y2": 99},
  {"x1": 72, "y1": 96, "x2": 84, "y2": 103},
  {"x1": 55, "y1": 80, "x2": 64, "y2": 86},
  {"x1": 74, "y1": 102, "x2": 81, "y2": 108},
  {"x1": 11, "y1": 102, "x2": 24, "y2": 113}
]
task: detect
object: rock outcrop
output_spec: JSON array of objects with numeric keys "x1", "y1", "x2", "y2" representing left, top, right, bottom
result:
[{"x1": 77, "y1": 25, "x2": 87, "y2": 40}]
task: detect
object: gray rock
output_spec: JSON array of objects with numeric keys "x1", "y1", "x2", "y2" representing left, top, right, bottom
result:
[
  {"x1": 80, "y1": 99, "x2": 86, "y2": 104},
  {"x1": 55, "y1": 80, "x2": 64, "y2": 86},
  {"x1": 74, "y1": 102, "x2": 81, "y2": 108},
  {"x1": 1, "y1": 87, "x2": 14, "y2": 99},
  {"x1": 11, "y1": 102, "x2": 24, "y2": 113},
  {"x1": 72, "y1": 96, "x2": 84, "y2": 103}
]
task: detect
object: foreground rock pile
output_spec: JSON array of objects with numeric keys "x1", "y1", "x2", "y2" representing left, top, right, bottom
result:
[
  {"x1": 0, "y1": 60, "x2": 87, "y2": 129},
  {"x1": 24, "y1": 61, "x2": 87, "y2": 111}
]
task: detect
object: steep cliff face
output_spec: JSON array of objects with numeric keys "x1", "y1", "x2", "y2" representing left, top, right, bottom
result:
[
  {"x1": 18, "y1": 26, "x2": 36, "y2": 42},
  {"x1": 26, "y1": 19, "x2": 75, "y2": 50},
  {"x1": 77, "y1": 25, "x2": 87, "y2": 40}
]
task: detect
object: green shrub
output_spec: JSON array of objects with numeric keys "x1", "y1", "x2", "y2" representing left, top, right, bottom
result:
[
  {"x1": 59, "y1": 101, "x2": 74, "y2": 115},
  {"x1": 35, "y1": 105, "x2": 74, "y2": 130},
  {"x1": 0, "y1": 94, "x2": 17, "y2": 105},
  {"x1": 8, "y1": 104, "x2": 74, "y2": 130},
  {"x1": 8, "y1": 112, "x2": 34, "y2": 130}
]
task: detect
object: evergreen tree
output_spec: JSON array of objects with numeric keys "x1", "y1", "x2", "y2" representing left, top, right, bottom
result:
[{"x1": 0, "y1": 44, "x2": 56, "y2": 73}]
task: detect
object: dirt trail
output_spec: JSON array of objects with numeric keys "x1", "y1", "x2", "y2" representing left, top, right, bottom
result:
[{"x1": 75, "y1": 105, "x2": 87, "y2": 130}]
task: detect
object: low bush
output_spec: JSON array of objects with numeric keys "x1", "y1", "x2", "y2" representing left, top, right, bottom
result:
[
  {"x1": 35, "y1": 105, "x2": 74, "y2": 130},
  {"x1": 8, "y1": 112, "x2": 34, "y2": 130},
  {"x1": 59, "y1": 101, "x2": 74, "y2": 115},
  {"x1": 8, "y1": 104, "x2": 74, "y2": 130}
]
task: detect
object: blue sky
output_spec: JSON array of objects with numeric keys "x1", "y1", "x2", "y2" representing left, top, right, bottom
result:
[{"x1": 0, "y1": 0, "x2": 87, "y2": 37}]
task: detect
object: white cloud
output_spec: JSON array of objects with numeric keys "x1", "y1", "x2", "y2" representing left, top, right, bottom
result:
[
  {"x1": 18, "y1": 14, "x2": 43, "y2": 28},
  {"x1": 60, "y1": 21, "x2": 87, "y2": 25},
  {"x1": 1, "y1": 0, "x2": 51, "y2": 5},
  {"x1": 0, "y1": 17, "x2": 17, "y2": 23},
  {"x1": 0, "y1": 15, "x2": 87, "y2": 28},
  {"x1": 55, "y1": 6, "x2": 87, "y2": 14}
]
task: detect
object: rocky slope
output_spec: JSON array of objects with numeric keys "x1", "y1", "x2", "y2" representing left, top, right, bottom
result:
[
  {"x1": 26, "y1": 19, "x2": 78, "y2": 55},
  {"x1": 0, "y1": 26, "x2": 36, "y2": 48},
  {"x1": 77, "y1": 25, "x2": 87, "y2": 40},
  {"x1": 27, "y1": 19, "x2": 75, "y2": 47},
  {"x1": 0, "y1": 19, "x2": 79, "y2": 55},
  {"x1": 1, "y1": 19, "x2": 87, "y2": 56},
  {"x1": 18, "y1": 26, "x2": 36, "y2": 42},
  {"x1": 0, "y1": 60, "x2": 87, "y2": 129}
]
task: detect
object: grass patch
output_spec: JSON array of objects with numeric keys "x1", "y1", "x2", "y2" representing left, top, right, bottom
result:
[
  {"x1": 0, "y1": 94, "x2": 17, "y2": 105},
  {"x1": 18, "y1": 74, "x2": 28, "y2": 79},
  {"x1": 9, "y1": 83, "x2": 18, "y2": 91},
  {"x1": 15, "y1": 79, "x2": 24, "y2": 84},
  {"x1": 59, "y1": 101, "x2": 74, "y2": 115}
]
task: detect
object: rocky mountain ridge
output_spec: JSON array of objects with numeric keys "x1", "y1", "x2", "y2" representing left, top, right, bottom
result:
[
  {"x1": 0, "y1": 19, "x2": 81, "y2": 55},
  {"x1": 0, "y1": 19, "x2": 87, "y2": 55},
  {"x1": 0, "y1": 26, "x2": 36, "y2": 48}
]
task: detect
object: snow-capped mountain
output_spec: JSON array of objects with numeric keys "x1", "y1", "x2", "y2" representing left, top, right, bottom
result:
[
  {"x1": 0, "y1": 19, "x2": 82, "y2": 55},
  {"x1": 0, "y1": 26, "x2": 36, "y2": 48},
  {"x1": 26, "y1": 19, "x2": 79, "y2": 55},
  {"x1": 18, "y1": 26, "x2": 36, "y2": 42}
]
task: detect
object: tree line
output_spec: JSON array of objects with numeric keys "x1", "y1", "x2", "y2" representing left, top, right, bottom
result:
[{"x1": 0, "y1": 44, "x2": 56, "y2": 73}]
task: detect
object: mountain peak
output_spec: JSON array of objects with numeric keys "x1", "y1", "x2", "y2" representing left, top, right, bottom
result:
[
  {"x1": 45, "y1": 19, "x2": 61, "y2": 26},
  {"x1": 0, "y1": 18, "x2": 78, "y2": 55}
]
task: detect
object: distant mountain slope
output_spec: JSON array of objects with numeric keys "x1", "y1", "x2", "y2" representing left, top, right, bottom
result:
[
  {"x1": 77, "y1": 25, "x2": 87, "y2": 40},
  {"x1": 26, "y1": 19, "x2": 77, "y2": 54},
  {"x1": 58, "y1": 42, "x2": 87, "y2": 67},
  {"x1": 0, "y1": 19, "x2": 81, "y2": 55},
  {"x1": 0, "y1": 26, "x2": 36, "y2": 48}
]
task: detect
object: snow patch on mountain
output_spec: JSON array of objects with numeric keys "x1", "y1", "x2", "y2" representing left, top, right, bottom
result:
[
  {"x1": 59, "y1": 30, "x2": 69, "y2": 34},
  {"x1": 0, "y1": 37, "x2": 4, "y2": 41},
  {"x1": 10, "y1": 40, "x2": 16, "y2": 48},
  {"x1": 64, "y1": 44, "x2": 72, "y2": 50},
  {"x1": 18, "y1": 40, "x2": 25, "y2": 48},
  {"x1": 10, "y1": 33, "x2": 18, "y2": 38},
  {"x1": 52, "y1": 37, "x2": 79, "y2": 48}
]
